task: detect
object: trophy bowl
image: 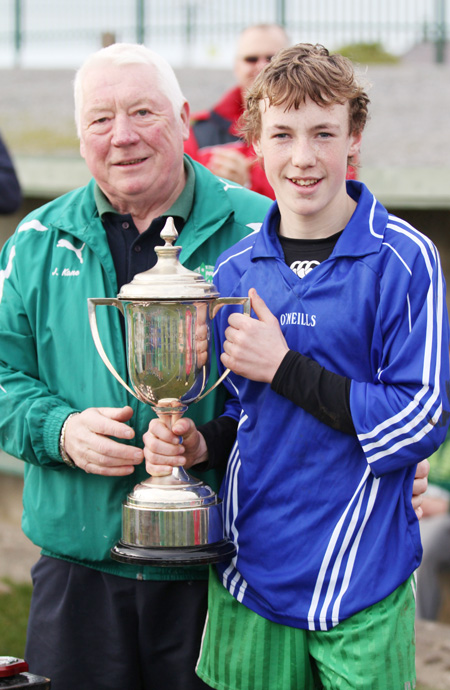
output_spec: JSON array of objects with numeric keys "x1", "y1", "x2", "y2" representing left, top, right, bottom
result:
[{"x1": 88, "y1": 217, "x2": 248, "y2": 565}]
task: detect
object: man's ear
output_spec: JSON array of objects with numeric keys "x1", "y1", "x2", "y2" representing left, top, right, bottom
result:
[{"x1": 180, "y1": 101, "x2": 191, "y2": 141}]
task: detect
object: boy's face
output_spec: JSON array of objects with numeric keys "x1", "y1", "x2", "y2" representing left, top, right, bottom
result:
[{"x1": 254, "y1": 97, "x2": 362, "y2": 235}]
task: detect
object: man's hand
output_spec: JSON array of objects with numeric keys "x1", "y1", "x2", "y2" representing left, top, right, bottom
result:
[
  {"x1": 221, "y1": 288, "x2": 289, "y2": 383},
  {"x1": 207, "y1": 148, "x2": 253, "y2": 187},
  {"x1": 143, "y1": 417, "x2": 207, "y2": 477},
  {"x1": 63, "y1": 406, "x2": 144, "y2": 476},
  {"x1": 412, "y1": 458, "x2": 430, "y2": 519},
  {"x1": 421, "y1": 494, "x2": 449, "y2": 519}
]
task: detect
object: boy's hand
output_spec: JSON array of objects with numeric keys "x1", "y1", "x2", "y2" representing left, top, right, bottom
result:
[
  {"x1": 221, "y1": 287, "x2": 289, "y2": 382},
  {"x1": 143, "y1": 417, "x2": 208, "y2": 476}
]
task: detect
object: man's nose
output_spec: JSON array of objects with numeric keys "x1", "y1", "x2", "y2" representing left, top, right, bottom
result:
[
  {"x1": 111, "y1": 115, "x2": 139, "y2": 145},
  {"x1": 255, "y1": 56, "x2": 271, "y2": 71}
]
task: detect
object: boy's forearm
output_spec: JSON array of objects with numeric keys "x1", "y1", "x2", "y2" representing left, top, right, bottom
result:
[
  {"x1": 196, "y1": 415, "x2": 239, "y2": 471},
  {"x1": 271, "y1": 349, "x2": 355, "y2": 435}
]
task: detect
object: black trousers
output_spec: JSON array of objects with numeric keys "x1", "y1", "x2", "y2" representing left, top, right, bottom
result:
[{"x1": 25, "y1": 556, "x2": 210, "y2": 690}]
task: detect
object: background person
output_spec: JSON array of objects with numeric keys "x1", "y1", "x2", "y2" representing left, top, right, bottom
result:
[
  {"x1": 145, "y1": 43, "x2": 450, "y2": 690},
  {"x1": 0, "y1": 132, "x2": 22, "y2": 213},
  {"x1": 184, "y1": 23, "x2": 289, "y2": 197},
  {"x1": 0, "y1": 42, "x2": 271, "y2": 690},
  {"x1": 416, "y1": 429, "x2": 450, "y2": 620}
]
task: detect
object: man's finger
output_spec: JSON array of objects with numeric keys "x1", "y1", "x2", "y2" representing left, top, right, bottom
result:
[{"x1": 97, "y1": 406, "x2": 134, "y2": 422}]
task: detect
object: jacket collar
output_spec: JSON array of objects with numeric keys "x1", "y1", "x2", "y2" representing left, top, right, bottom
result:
[
  {"x1": 176, "y1": 156, "x2": 237, "y2": 263},
  {"x1": 43, "y1": 156, "x2": 250, "y2": 267}
]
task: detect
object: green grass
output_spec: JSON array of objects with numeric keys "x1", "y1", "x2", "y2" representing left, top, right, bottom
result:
[
  {"x1": 0, "y1": 111, "x2": 79, "y2": 155},
  {"x1": 336, "y1": 42, "x2": 400, "y2": 64},
  {"x1": 0, "y1": 578, "x2": 32, "y2": 658},
  {"x1": 6, "y1": 127, "x2": 79, "y2": 155}
]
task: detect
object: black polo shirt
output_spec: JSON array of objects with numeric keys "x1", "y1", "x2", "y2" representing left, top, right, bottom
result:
[{"x1": 95, "y1": 157, "x2": 196, "y2": 290}]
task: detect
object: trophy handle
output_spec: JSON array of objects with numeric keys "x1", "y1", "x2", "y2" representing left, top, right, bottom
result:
[
  {"x1": 196, "y1": 296, "x2": 251, "y2": 402},
  {"x1": 87, "y1": 297, "x2": 138, "y2": 399}
]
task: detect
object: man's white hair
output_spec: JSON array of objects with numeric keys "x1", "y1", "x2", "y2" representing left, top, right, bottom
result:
[{"x1": 73, "y1": 42, "x2": 186, "y2": 137}]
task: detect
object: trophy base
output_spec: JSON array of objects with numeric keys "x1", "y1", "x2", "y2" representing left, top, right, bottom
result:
[{"x1": 110, "y1": 538, "x2": 236, "y2": 566}]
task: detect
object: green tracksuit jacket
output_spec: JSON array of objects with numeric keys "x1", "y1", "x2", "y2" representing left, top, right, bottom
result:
[{"x1": 0, "y1": 158, "x2": 271, "y2": 580}]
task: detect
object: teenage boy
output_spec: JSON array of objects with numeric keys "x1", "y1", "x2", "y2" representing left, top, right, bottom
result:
[{"x1": 144, "y1": 44, "x2": 450, "y2": 689}]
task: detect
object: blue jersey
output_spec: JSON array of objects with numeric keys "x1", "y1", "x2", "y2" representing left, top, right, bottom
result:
[{"x1": 211, "y1": 181, "x2": 450, "y2": 631}]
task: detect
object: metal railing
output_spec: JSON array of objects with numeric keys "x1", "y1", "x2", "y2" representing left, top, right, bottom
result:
[{"x1": 0, "y1": 0, "x2": 447, "y2": 68}]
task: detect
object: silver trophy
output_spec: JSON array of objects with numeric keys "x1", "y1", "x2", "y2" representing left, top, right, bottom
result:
[{"x1": 88, "y1": 217, "x2": 248, "y2": 566}]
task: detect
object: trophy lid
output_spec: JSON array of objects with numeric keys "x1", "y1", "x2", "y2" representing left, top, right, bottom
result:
[{"x1": 117, "y1": 216, "x2": 219, "y2": 300}]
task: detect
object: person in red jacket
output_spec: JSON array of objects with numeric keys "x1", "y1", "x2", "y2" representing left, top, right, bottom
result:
[{"x1": 184, "y1": 24, "x2": 289, "y2": 198}]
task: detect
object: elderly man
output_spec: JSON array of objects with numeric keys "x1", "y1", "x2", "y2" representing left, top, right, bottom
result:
[
  {"x1": 184, "y1": 23, "x2": 290, "y2": 197},
  {"x1": 0, "y1": 43, "x2": 271, "y2": 690}
]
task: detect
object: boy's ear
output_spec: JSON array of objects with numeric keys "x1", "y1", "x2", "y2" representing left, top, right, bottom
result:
[
  {"x1": 253, "y1": 139, "x2": 263, "y2": 159},
  {"x1": 349, "y1": 131, "x2": 362, "y2": 158}
]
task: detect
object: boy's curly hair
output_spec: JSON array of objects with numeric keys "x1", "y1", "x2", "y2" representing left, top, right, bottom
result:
[{"x1": 240, "y1": 43, "x2": 370, "y2": 144}]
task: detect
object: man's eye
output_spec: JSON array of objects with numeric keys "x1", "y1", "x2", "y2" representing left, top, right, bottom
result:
[
  {"x1": 136, "y1": 109, "x2": 150, "y2": 116},
  {"x1": 94, "y1": 117, "x2": 109, "y2": 125}
]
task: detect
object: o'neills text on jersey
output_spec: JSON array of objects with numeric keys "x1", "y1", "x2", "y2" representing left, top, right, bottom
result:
[{"x1": 280, "y1": 312, "x2": 316, "y2": 327}]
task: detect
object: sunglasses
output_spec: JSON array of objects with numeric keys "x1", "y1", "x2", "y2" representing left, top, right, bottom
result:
[{"x1": 242, "y1": 55, "x2": 274, "y2": 64}]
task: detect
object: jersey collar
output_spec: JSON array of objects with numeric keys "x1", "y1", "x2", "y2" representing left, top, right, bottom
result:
[{"x1": 251, "y1": 182, "x2": 388, "y2": 262}]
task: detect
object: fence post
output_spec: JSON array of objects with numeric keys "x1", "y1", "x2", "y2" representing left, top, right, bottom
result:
[
  {"x1": 276, "y1": 0, "x2": 286, "y2": 27},
  {"x1": 435, "y1": 0, "x2": 446, "y2": 63},
  {"x1": 14, "y1": 0, "x2": 22, "y2": 67},
  {"x1": 136, "y1": 0, "x2": 145, "y2": 45},
  {"x1": 185, "y1": 1, "x2": 197, "y2": 66}
]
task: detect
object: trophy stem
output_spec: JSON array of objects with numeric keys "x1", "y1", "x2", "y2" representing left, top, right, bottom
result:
[
  {"x1": 149, "y1": 398, "x2": 189, "y2": 479},
  {"x1": 153, "y1": 398, "x2": 188, "y2": 427},
  {"x1": 138, "y1": 466, "x2": 193, "y2": 486}
]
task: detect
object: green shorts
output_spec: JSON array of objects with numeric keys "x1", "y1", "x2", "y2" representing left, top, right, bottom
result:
[{"x1": 196, "y1": 568, "x2": 417, "y2": 690}]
